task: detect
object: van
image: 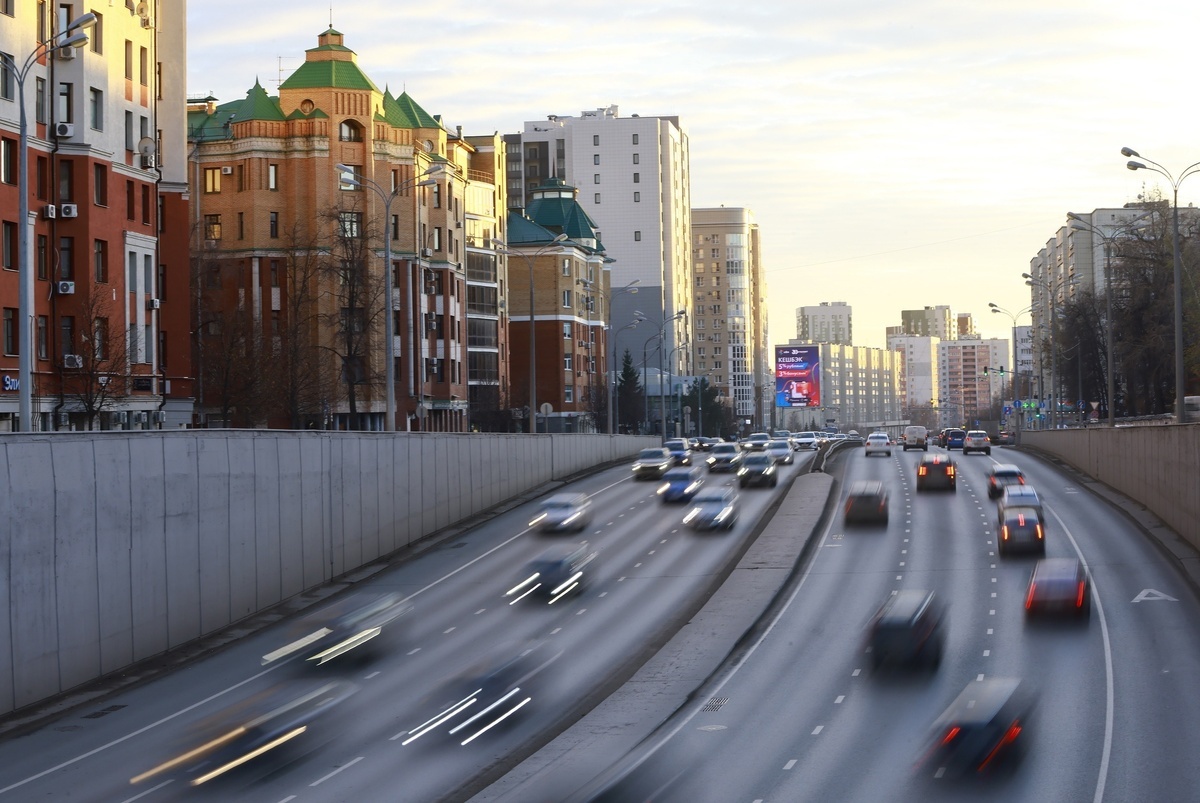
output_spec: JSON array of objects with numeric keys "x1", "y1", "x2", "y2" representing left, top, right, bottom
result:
[
  {"x1": 1185, "y1": 396, "x2": 1200, "y2": 423},
  {"x1": 903, "y1": 425, "x2": 929, "y2": 452}
]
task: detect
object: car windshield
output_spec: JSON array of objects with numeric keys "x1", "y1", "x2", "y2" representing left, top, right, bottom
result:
[
  {"x1": 638, "y1": 450, "x2": 665, "y2": 460},
  {"x1": 714, "y1": 444, "x2": 737, "y2": 454},
  {"x1": 694, "y1": 489, "x2": 730, "y2": 504},
  {"x1": 665, "y1": 440, "x2": 686, "y2": 449},
  {"x1": 745, "y1": 455, "x2": 771, "y2": 466}
]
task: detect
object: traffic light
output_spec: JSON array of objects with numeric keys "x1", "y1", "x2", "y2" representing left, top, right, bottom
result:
[
  {"x1": 999, "y1": 365, "x2": 1006, "y2": 376},
  {"x1": 983, "y1": 366, "x2": 989, "y2": 376}
]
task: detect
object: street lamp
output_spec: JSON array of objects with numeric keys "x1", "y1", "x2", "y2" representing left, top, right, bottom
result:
[
  {"x1": 4, "y1": 13, "x2": 97, "y2": 431},
  {"x1": 989, "y1": 302, "x2": 1031, "y2": 440},
  {"x1": 658, "y1": 310, "x2": 687, "y2": 440},
  {"x1": 578, "y1": 276, "x2": 639, "y2": 434},
  {"x1": 1065, "y1": 210, "x2": 1154, "y2": 426},
  {"x1": 641, "y1": 329, "x2": 662, "y2": 434},
  {"x1": 608, "y1": 315, "x2": 644, "y2": 434},
  {"x1": 665, "y1": 340, "x2": 689, "y2": 439},
  {"x1": 336, "y1": 164, "x2": 442, "y2": 431},
  {"x1": 1022, "y1": 272, "x2": 1060, "y2": 429},
  {"x1": 492, "y1": 234, "x2": 568, "y2": 433},
  {"x1": 1121, "y1": 147, "x2": 1200, "y2": 422}
]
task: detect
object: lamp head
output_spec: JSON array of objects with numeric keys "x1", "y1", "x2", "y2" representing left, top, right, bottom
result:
[
  {"x1": 1021, "y1": 272, "x2": 1032, "y2": 280},
  {"x1": 552, "y1": 233, "x2": 569, "y2": 243},
  {"x1": 66, "y1": 12, "x2": 97, "y2": 32},
  {"x1": 1120, "y1": 146, "x2": 1139, "y2": 158},
  {"x1": 1126, "y1": 160, "x2": 1144, "y2": 171}
]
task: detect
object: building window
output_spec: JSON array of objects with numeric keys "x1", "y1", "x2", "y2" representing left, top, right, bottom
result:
[
  {"x1": 338, "y1": 164, "x2": 361, "y2": 191},
  {"x1": 527, "y1": 145, "x2": 538, "y2": 159},
  {"x1": 141, "y1": 185, "x2": 150, "y2": 224},
  {"x1": 1, "y1": 221, "x2": 14, "y2": 269},
  {"x1": 268, "y1": 163, "x2": 278, "y2": 190},
  {"x1": 61, "y1": 316, "x2": 75, "y2": 358},
  {"x1": 139, "y1": 46, "x2": 148, "y2": 86},
  {"x1": 592, "y1": 135, "x2": 599, "y2": 146},
  {"x1": 633, "y1": 172, "x2": 640, "y2": 183},
  {"x1": 0, "y1": 52, "x2": 13, "y2": 100},
  {"x1": 565, "y1": 386, "x2": 574, "y2": 404},
  {"x1": 564, "y1": 354, "x2": 573, "y2": 371},
  {"x1": 593, "y1": 154, "x2": 600, "y2": 165},
  {"x1": 634, "y1": 191, "x2": 640, "y2": 203},
  {"x1": 93, "y1": 239, "x2": 107, "y2": 282},
  {"x1": 433, "y1": 184, "x2": 442, "y2": 208},
  {"x1": 2, "y1": 308, "x2": 14, "y2": 355},
  {"x1": 634, "y1": 231, "x2": 642, "y2": 242},
  {"x1": 36, "y1": 235, "x2": 47, "y2": 280},
  {"x1": 89, "y1": 12, "x2": 101, "y2": 53},
  {"x1": 563, "y1": 322, "x2": 571, "y2": 338},
  {"x1": 93, "y1": 318, "x2": 107, "y2": 360},
  {"x1": 124, "y1": 39, "x2": 133, "y2": 80},
  {"x1": 562, "y1": 258, "x2": 571, "y2": 276},
  {"x1": 391, "y1": 214, "x2": 399, "y2": 241},
  {"x1": 632, "y1": 153, "x2": 640, "y2": 164},
  {"x1": 87, "y1": 87, "x2": 102, "y2": 129},
  {"x1": 237, "y1": 211, "x2": 244, "y2": 239},
  {"x1": 594, "y1": 193, "x2": 600, "y2": 204},
  {"x1": 35, "y1": 78, "x2": 46, "y2": 124},
  {"x1": 58, "y1": 236, "x2": 74, "y2": 280},
  {"x1": 0, "y1": 138, "x2": 12, "y2": 183},
  {"x1": 337, "y1": 211, "x2": 362, "y2": 238},
  {"x1": 269, "y1": 211, "x2": 279, "y2": 238},
  {"x1": 124, "y1": 110, "x2": 134, "y2": 151},
  {"x1": 431, "y1": 227, "x2": 442, "y2": 251},
  {"x1": 204, "y1": 167, "x2": 221, "y2": 193},
  {"x1": 593, "y1": 174, "x2": 600, "y2": 184},
  {"x1": 0, "y1": 1, "x2": 12, "y2": 16},
  {"x1": 338, "y1": 120, "x2": 363, "y2": 142},
  {"x1": 204, "y1": 214, "x2": 221, "y2": 240},
  {"x1": 93, "y1": 163, "x2": 107, "y2": 205},
  {"x1": 37, "y1": 316, "x2": 48, "y2": 360},
  {"x1": 57, "y1": 82, "x2": 73, "y2": 123},
  {"x1": 562, "y1": 290, "x2": 571, "y2": 308},
  {"x1": 57, "y1": 158, "x2": 74, "y2": 201}
]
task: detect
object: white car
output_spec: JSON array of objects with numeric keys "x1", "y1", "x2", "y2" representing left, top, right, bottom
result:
[
  {"x1": 766, "y1": 439, "x2": 794, "y2": 465},
  {"x1": 793, "y1": 432, "x2": 819, "y2": 450},
  {"x1": 864, "y1": 433, "x2": 892, "y2": 457},
  {"x1": 963, "y1": 430, "x2": 992, "y2": 455}
]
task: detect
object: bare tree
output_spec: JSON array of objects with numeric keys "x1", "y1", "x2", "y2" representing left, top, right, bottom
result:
[
  {"x1": 59, "y1": 288, "x2": 131, "y2": 429},
  {"x1": 271, "y1": 222, "x2": 331, "y2": 429}
]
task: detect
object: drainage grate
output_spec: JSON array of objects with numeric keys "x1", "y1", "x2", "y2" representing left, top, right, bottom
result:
[
  {"x1": 82, "y1": 704, "x2": 126, "y2": 720},
  {"x1": 702, "y1": 696, "x2": 729, "y2": 712}
]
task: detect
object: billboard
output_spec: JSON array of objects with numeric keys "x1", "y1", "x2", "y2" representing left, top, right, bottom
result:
[{"x1": 775, "y1": 345, "x2": 821, "y2": 408}]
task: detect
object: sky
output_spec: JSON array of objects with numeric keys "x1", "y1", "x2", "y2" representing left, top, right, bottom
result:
[{"x1": 187, "y1": 1, "x2": 1200, "y2": 350}]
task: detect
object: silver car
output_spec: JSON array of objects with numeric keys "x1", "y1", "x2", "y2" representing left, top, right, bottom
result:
[
  {"x1": 529, "y1": 493, "x2": 592, "y2": 533},
  {"x1": 766, "y1": 439, "x2": 794, "y2": 465},
  {"x1": 683, "y1": 486, "x2": 740, "y2": 531}
]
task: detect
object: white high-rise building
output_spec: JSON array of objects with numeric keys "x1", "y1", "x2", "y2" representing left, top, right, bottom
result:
[
  {"x1": 796, "y1": 301, "x2": 852, "y2": 345},
  {"x1": 505, "y1": 106, "x2": 692, "y2": 376}
]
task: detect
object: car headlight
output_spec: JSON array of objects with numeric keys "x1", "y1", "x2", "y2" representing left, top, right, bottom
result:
[
  {"x1": 737, "y1": 468, "x2": 747, "y2": 475},
  {"x1": 706, "y1": 457, "x2": 716, "y2": 465}
]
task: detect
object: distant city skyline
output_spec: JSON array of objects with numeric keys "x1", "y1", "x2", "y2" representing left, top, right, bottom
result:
[{"x1": 188, "y1": 2, "x2": 1200, "y2": 349}]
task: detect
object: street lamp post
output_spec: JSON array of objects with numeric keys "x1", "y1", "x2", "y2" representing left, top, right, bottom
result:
[
  {"x1": 642, "y1": 331, "x2": 662, "y2": 434},
  {"x1": 989, "y1": 302, "x2": 1031, "y2": 441},
  {"x1": 658, "y1": 310, "x2": 687, "y2": 440},
  {"x1": 1022, "y1": 272, "x2": 1059, "y2": 429},
  {"x1": 609, "y1": 316, "x2": 644, "y2": 434},
  {"x1": 578, "y1": 277, "x2": 639, "y2": 434},
  {"x1": 665, "y1": 340, "x2": 689, "y2": 439},
  {"x1": 336, "y1": 164, "x2": 442, "y2": 431},
  {"x1": 1121, "y1": 147, "x2": 1200, "y2": 422},
  {"x1": 3, "y1": 13, "x2": 97, "y2": 431},
  {"x1": 492, "y1": 234, "x2": 568, "y2": 433}
]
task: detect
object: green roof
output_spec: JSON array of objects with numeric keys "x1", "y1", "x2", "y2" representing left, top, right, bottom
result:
[
  {"x1": 280, "y1": 58, "x2": 379, "y2": 92},
  {"x1": 235, "y1": 79, "x2": 287, "y2": 122},
  {"x1": 394, "y1": 91, "x2": 439, "y2": 129},
  {"x1": 523, "y1": 178, "x2": 606, "y2": 251},
  {"x1": 507, "y1": 213, "x2": 561, "y2": 246},
  {"x1": 187, "y1": 98, "x2": 241, "y2": 142}
]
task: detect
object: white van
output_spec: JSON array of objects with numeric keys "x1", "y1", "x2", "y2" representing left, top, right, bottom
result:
[{"x1": 903, "y1": 425, "x2": 929, "y2": 452}]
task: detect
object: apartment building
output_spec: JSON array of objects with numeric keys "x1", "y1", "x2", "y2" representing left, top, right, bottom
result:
[
  {"x1": 504, "y1": 106, "x2": 692, "y2": 380},
  {"x1": 886, "y1": 333, "x2": 940, "y2": 421},
  {"x1": 795, "y1": 301, "x2": 852, "y2": 345},
  {"x1": 899, "y1": 305, "x2": 954, "y2": 341},
  {"x1": 500, "y1": 178, "x2": 611, "y2": 433},
  {"x1": 187, "y1": 28, "x2": 494, "y2": 432},
  {"x1": 936, "y1": 338, "x2": 1007, "y2": 429},
  {"x1": 779, "y1": 340, "x2": 903, "y2": 432},
  {"x1": 1, "y1": 0, "x2": 190, "y2": 431}
]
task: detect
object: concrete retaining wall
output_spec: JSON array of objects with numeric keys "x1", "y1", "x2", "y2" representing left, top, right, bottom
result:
[
  {"x1": 0, "y1": 431, "x2": 658, "y2": 716},
  {"x1": 1021, "y1": 425, "x2": 1200, "y2": 553}
]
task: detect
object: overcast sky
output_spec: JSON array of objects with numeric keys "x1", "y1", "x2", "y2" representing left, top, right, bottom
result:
[{"x1": 188, "y1": 1, "x2": 1200, "y2": 349}]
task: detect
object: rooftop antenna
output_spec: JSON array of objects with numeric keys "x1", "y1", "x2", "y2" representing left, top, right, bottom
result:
[{"x1": 273, "y1": 56, "x2": 298, "y2": 88}]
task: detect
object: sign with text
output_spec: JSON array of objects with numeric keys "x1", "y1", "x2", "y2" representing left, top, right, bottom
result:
[{"x1": 775, "y1": 346, "x2": 820, "y2": 408}]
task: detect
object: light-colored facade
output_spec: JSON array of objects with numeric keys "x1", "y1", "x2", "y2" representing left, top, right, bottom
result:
[
  {"x1": 796, "y1": 301, "x2": 852, "y2": 345},
  {"x1": 780, "y1": 340, "x2": 903, "y2": 432},
  {"x1": 691, "y1": 207, "x2": 765, "y2": 426},
  {"x1": 1, "y1": 1, "x2": 191, "y2": 432},
  {"x1": 886, "y1": 334, "x2": 940, "y2": 419},
  {"x1": 504, "y1": 106, "x2": 692, "y2": 380},
  {"x1": 900, "y1": 305, "x2": 955, "y2": 341},
  {"x1": 936, "y1": 338, "x2": 1007, "y2": 429}
]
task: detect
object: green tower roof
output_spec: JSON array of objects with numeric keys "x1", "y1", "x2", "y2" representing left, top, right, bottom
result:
[{"x1": 234, "y1": 79, "x2": 287, "y2": 122}]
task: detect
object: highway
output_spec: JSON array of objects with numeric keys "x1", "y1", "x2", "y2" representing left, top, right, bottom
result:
[
  {"x1": 574, "y1": 443, "x2": 1200, "y2": 802},
  {"x1": 0, "y1": 450, "x2": 811, "y2": 802}
]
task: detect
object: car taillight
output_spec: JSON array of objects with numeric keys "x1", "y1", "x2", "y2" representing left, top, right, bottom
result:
[
  {"x1": 941, "y1": 726, "x2": 961, "y2": 745},
  {"x1": 1001, "y1": 525, "x2": 1009, "y2": 541},
  {"x1": 1036, "y1": 524, "x2": 1043, "y2": 540},
  {"x1": 947, "y1": 466, "x2": 955, "y2": 477},
  {"x1": 1025, "y1": 583, "x2": 1037, "y2": 609},
  {"x1": 1077, "y1": 581, "x2": 1087, "y2": 607},
  {"x1": 918, "y1": 467, "x2": 927, "y2": 476},
  {"x1": 1018, "y1": 477, "x2": 1026, "y2": 485}
]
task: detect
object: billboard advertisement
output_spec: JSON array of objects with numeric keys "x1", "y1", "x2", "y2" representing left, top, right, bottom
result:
[{"x1": 775, "y1": 346, "x2": 821, "y2": 408}]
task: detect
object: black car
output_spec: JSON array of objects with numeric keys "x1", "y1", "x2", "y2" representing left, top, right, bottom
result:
[
  {"x1": 919, "y1": 678, "x2": 1032, "y2": 777},
  {"x1": 505, "y1": 542, "x2": 596, "y2": 605},
  {"x1": 1025, "y1": 557, "x2": 1090, "y2": 619},
  {"x1": 916, "y1": 454, "x2": 956, "y2": 491},
  {"x1": 998, "y1": 506, "x2": 1045, "y2": 556},
  {"x1": 738, "y1": 453, "x2": 777, "y2": 488},
  {"x1": 657, "y1": 466, "x2": 705, "y2": 503},
  {"x1": 663, "y1": 439, "x2": 693, "y2": 466},
  {"x1": 987, "y1": 464, "x2": 1025, "y2": 499},
  {"x1": 866, "y1": 589, "x2": 943, "y2": 670},
  {"x1": 844, "y1": 480, "x2": 889, "y2": 525},
  {"x1": 706, "y1": 442, "x2": 745, "y2": 473}
]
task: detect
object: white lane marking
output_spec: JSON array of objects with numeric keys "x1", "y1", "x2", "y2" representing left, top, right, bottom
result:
[
  {"x1": 118, "y1": 780, "x2": 173, "y2": 803},
  {"x1": 987, "y1": 629, "x2": 993, "y2": 635},
  {"x1": 599, "y1": 592, "x2": 608, "y2": 598},
  {"x1": 834, "y1": 696, "x2": 845, "y2": 704},
  {"x1": 904, "y1": 538, "x2": 910, "y2": 543},
  {"x1": 983, "y1": 650, "x2": 991, "y2": 657},
  {"x1": 977, "y1": 674, "x2": 985, "y2": 681},
  {"x1": 649, "y1": 550, "x2": 656, "y2": 555},
  {"x1": 619, "y1": 576, "x2": 626, "y2": 582},
  {"x1": 989, "y1": 610, "x2": 995, "y2": 615},
  {"x1": 661, "y1": 539, "x2": 668, "y2": 544},
  {"x1": 896, "y1": 575, "x2": 903, "y2": 580},
  {"x1": 901, "y1": 549, "x2": 908, "y2": 554},
  {"x1": 991, "y1": 592, "x2": 996, "y2": 598},
  {"x1": 812, "y1": 725, "x2": 824, "y2": 735},
  {"x1": 277, "y1": 797, "x2": 296, "y2": 803},
  {"x1": 443, "y1": 627, "x2": 456, "y2": 634},
  {"x1": 365, "y1": 671, "x2": 381, "y2": 679},
  {"x1": 852, "y1": 669, "x2": 861, "y2": 677},
  {"x1": 551, "y1": 628, "x2": 562, "y2": 635},
  {"x1": 407, "y1": 647, "x2": 421, "y2": 655},
  {"x1": 576, "y1": 609, "x2": 588, "y2": 616},
  {"x1": 899, "y1": 562, "x2": 906, "y2": 567},
  {"x1": 934, "y1": 767, "x2": 946, "y2": 779},
  {"x1": 1049, "y1": 507, "x2": 1115, "y2": 803},
  {"x1": 990, "y1": 564, "x2": 996, "y2": 569},
  {"x1": 475, "y1": 609, "x2": 486, "y2": 615},
  {"x1": 784, "y1": 759, "x2": 797, "y2": 770},
  {"x1": 991, "y1": 578, "x2": 997, "y2": 583},
  {"x1": 309, "y1": 756, "x2": 363, "y2": 786},
  {"x1": 1132, "y1": 589, "x2": 1178, "y2": 603}
]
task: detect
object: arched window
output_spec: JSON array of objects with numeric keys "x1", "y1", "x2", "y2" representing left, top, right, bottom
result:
[{"x1": 339, "y1": 120, "x2": 363, "y2": 142}]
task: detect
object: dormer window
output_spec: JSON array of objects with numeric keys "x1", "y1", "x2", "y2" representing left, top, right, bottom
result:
[{"x1": 339, "y1": 120, "x2": 363, "y2": 142}]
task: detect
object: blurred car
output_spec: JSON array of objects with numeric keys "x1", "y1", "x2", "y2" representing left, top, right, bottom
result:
[
  {"x1": 844, "y1": 480, "x2": 889, "y2": 525},
  {"x1": 998, "y1": 485, "x2": 1044, "y2": 524},
  {"x1": 738, "y1": 453, "x2": 778, "y2": 488},
  {"x1": 866, "y1": 589, "x2": 943, "y2": 670},
  {"x1": 402, "y1": 639, "x2": 562, "y2": 747},
  {"x1": 793, "y1": 432, "x2": 819, "y2": 450},
  {"x1": 766, "y1": 439, "x2": 795, "y2": 465},
  {"x1": 130, "y1": 679, "x2": 359, "y2": 788},
  {"x1": 998, "y1": 506, "x2": 1045, "y2": 556},
  {"x1": 528, "y1": 492, "x2": 593, "y2": 533},
  {"x1": 963, "y1": 430, "x2": 992, "y2": 455},
  {"x1": 663, "y1": 438, "x2": 693, "y2": 466},
  {"x1": 742, "y1": 432, "x2": 771, "y2": 451},
  {"x1": 864, "y1": 432, "x2": 893, "y2": 457},
  {"x1": 771, "y1": 429, "x2": 793, "y2": 444},
  {"x1": 846, "y1": 430, "x2": 864, "y2": 445},
  {"x1": 260, "y1": 591, "x2": 413, "y2": 668},
  {"x1": 693, "y1": 437, "x2": 718, "y2": 452},
  {"x1": 1025, "y1": 557, "x2": 1090, "y2": 618},
  {"x1": 997, "y1": 430, "x2": 1015, "y2": 445},
  {"x1": 706, "y1": 442, "x2": 745, "y2": 473},
  {"x1": 658, "y1": 466, "x2": 705, "y2": 503},
  {"x1": 632, "y1": 447, "x2": 673, "y2": 480},
  {"x1": 903, "y1": 425, "x2": 929, "y2": 451},
  {"x1": 916, "y1": 453, "x2": 956, "y2": 491},
  {"x1": 683, "y1": 485, "x2": 740, "y2": 531},
  {"x1": 944, "y1": 428, "x2": 967, "y2": 449},
  {"x1": 987, "y1": 464, "x2": 1026, "y2": 499},
  {"x1": 505, "y1": 542, "x2": 596, "y2": 605},
  {"x1": 919, "y1": 678, "x2": 1031, "y2": 776}
]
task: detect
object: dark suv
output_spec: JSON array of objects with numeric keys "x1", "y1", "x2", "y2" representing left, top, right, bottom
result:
[
  {"x1": 916, "y1": 454, "x2": 956, "y2": 491},
  {"x1": 920, "y1": 678, "x2": 1031, "y2": 776},
  {"x1": 866, "y1": 589, "x2": 944, "y2": 671}
]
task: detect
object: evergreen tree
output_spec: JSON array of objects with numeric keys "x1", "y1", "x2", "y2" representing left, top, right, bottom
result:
[{"x1": 616, "y1": 350, "x2": 644, "y2": 433}]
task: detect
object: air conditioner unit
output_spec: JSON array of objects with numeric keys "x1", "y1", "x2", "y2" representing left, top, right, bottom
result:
[
  {"x1": 426, "y1": 318, "x2": 438, "y2": 330},
  {"x1": 63, "y1": 354, "x2": 83, "y2": 369},
  {"x1": 60, "y1": 203, "x2": 79, "y2": 218},
  {"x1": 43, "y1": 205, "x2": 57, "y2": 219},
  {"x1": 57, "y1": 281, "x2": 76, "y2": 295},
  {"x1": 141, "y1": 155, "x2": 156, "y2": 169},
  {"x1": 455, "y1": 221, "x2": 463, "y2": 229},
  {"x1": 136, "y1": 412, "x2": 148, "y2": 424},
  {"x1": 420, "y1": 248, "x2": 433, "y2": 257},
  {"x1": 141, "y1": 16, "x2": 153, "y2": 29},
  {"x1": 146, "y1": 298, "x2": 161, "y2": 310},
  {"x1": 578, "y1": 340, "x2": 588, "y2": 348},
  {"x1": 220, "y1": 166, "x2": 233, "y2": 175},
  {"x1": 57, "y1": 46, "x2": 76, "y2": 60},
  {"x1": 153, "y1": 411, "x2": 167, "y2": 424},
  {"x1": 114, "y1": 411, "x2": 128, "y2": 424},
  {"x1": 54, "y1": 122, "x2": 75, "y2": 138}
]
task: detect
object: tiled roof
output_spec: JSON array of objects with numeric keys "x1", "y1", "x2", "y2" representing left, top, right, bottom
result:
[
  {"x1": 524, "y1": 178, "x2": 606, "y2": 252},
  {"x1": 506, "y1": 213, "x2": 561, "y2": 246},
  {"x1": 280, "y1": 58, "x2": 378, "y2": 92},
  {"x1": 235, "y1": 79, "x2": 287, "y2": 122},
  {"x1": 187, "y1": 98, "x2": 241, "y2": 142},
  {"x1": 394, "y1": 91, "x2": 440, "y2": 129}
]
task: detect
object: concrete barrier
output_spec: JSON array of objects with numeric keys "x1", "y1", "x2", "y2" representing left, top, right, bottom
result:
[
  {"x1": 1021, "y1": 425, "x2": 1199, "y2": 553},
  {"x1": 0, "y1": 431, "x2": 658, "y2": 717}
]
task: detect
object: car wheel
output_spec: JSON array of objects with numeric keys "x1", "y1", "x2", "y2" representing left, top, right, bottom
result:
[
  {"x1": 986, "y1": 448, "x2": 992, "y2": 455},
  {"x1": 771, "y1": 478, "x2": 778, "y2": 488},
  {"x1": 923, "y1": 446, "x2": 928, "y2": 451}
]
